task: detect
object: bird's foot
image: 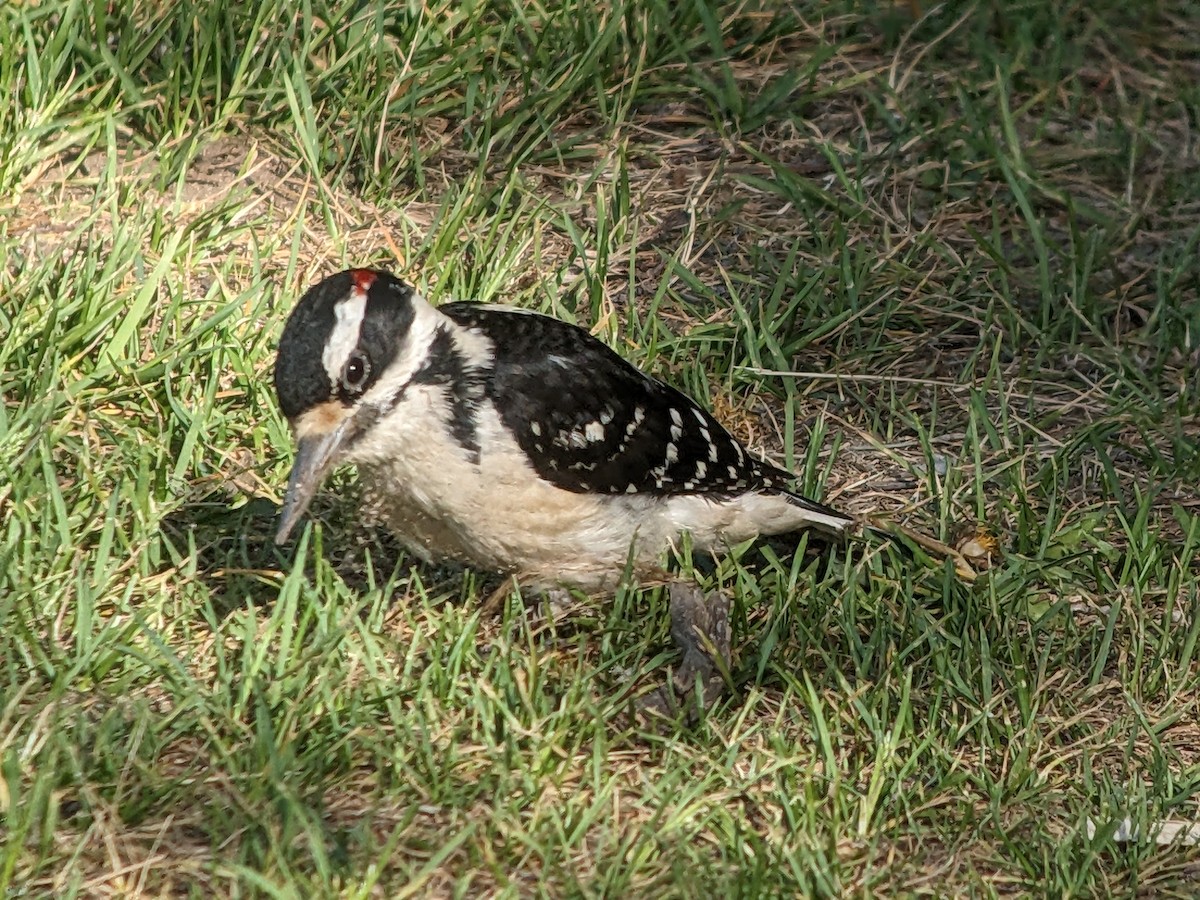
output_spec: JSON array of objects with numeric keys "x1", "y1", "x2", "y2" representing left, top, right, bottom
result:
[
  {"x1": 637, "y1": 582, "x2": 732, "y2": 723},
  {"x1": 484, "y1": 578, "x2": 576, "y2": 618}
]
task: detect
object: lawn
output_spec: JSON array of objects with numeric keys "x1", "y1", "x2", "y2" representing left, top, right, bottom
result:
[{"x1": 2, "y1": 0, "x2": 1199, "y2": 895}]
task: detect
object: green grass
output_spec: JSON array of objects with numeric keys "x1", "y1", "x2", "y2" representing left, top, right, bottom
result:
[{"x1": 3, "y1": 0, "x2": 1199, "y2": 894}]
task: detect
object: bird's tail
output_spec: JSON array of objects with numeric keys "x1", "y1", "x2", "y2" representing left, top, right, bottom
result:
[{"x1": 780, "y1": 490, "x2": 855, "y2": 533}]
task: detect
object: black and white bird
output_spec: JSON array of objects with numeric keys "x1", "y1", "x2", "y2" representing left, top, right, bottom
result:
[
  {"x1": 273, "y1": 269, "x2": 851, "y2": 710},
  {"x1": 274, "y1": 268, "x2": 850, "y2": 580}
]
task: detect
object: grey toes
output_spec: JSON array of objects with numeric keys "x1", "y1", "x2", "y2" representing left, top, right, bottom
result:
[
  {"x1": 637, "y1": 583, "x2": 732, "y2": 722},
  {"x1": 668, "y1": 582, "x2": 731, "y2": 692}
]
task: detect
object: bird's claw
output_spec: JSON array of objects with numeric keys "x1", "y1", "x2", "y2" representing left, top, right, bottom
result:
[{"x1": 637, "y1": 583, "x2": 732, "y2": 723}]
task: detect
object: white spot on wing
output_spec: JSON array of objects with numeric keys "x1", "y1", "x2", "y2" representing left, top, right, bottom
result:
[
  {"x1": 530, "y1": 422, "x2": 542, "y2": 436},
  {"x1": 695, "y1": 461, "x2": 707, "y2": 480},
  {"x1": 669, "y1": 408, "x2": 682, "y2": 427},
  {"x1": 585, "y1": 421, "x2": 605, "y2": 442},
  {"x1": 708, "y1": 442, "x2": 719, "y2": 462},
  {"x1": 627, "y1": 406, "x2": 646, "y2": 437},
  {"x1": 556, "y1": 428, "x2": 589, "y2": 449},
  {"x1": 665, "y1": 442, "x2": 678, "y2": 463}
]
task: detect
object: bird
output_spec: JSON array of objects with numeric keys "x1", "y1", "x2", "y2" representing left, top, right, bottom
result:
[{"x1": 273, "y1": 268, "x2": 852, "y2": 713}]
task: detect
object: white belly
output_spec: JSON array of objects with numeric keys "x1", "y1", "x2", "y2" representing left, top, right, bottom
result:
[
  {"x1": 346, "y1": 385, "x2": 826, "y2": 590},
  {"x1": 348, "y1": 387, "x2": 654, "y2": 588}
]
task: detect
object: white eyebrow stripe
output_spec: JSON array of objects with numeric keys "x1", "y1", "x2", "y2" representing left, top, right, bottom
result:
[{"x1": 323, "y1": 287, "x2": 368, "y2": 383}]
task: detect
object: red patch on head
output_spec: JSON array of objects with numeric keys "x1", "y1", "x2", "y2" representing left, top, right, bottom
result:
[{"x1": 350, "y1": 269, "x2": 377, "y2": 294}]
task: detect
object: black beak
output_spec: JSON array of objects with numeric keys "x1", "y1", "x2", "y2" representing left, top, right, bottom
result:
[{"x1": 275, "y1": 425, "x2": 349, "y2": 544}]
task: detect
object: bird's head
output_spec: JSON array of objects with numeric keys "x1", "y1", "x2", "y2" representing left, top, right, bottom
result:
[{"x1": 273, "y1": 268, "x2": 425, "y2": 544}]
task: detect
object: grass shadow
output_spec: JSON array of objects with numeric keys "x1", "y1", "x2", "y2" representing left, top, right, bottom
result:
[
  {"x1": 157, "y1": 491, "x2": 291, "y2": 617},
  {"x1": 155, "y1": 482, "x2": 468, "y2": 619}
]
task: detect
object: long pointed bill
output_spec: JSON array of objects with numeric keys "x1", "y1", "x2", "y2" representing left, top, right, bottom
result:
[{"x1": 275, "y1": 425, "x2": 350, "y2": 544}]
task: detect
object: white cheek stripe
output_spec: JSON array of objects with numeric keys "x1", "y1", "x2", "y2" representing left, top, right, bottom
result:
[
  {"x1": 322, "y1": 288, "x2": 369, "y2": 382},
  {"x1": 358, "y1": 291, "x2": 447, "y2": 408}
]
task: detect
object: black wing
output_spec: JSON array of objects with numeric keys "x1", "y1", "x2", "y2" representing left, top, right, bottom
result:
[{"x1": 441, "y1": 303, "x2": 842, "y2": 520}]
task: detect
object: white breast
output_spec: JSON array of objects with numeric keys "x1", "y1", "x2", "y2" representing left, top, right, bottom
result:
[
  {"x1": 348, "y1": 385, "x2": 661, "y2": 589},
  {"x1": 346, "y1": 383, "x2": 832, "y2": 591}
]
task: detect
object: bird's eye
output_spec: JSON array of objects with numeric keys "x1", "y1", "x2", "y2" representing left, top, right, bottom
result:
[{"x1": 341, "y1": 351, "x2": 371, "y2": 393}]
